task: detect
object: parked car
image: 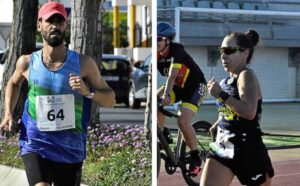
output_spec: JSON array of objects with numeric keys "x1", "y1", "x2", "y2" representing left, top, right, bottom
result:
[
  {"x1": 101, "y1": 54, "x2": 131, "y2": 107},
  {"x1": 0, "y1": 48, "x2": 8, "y2": 64},
  {"x1": 0, "y1": 43, "x2": 43, "y2": 64},
  {"x1": 128, "y1": 54, "x2": 151, "y2": 109}
]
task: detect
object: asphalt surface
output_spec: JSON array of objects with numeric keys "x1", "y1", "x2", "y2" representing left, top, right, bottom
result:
[
  {"x1": 158, "y1": 148, "x2": 300, "y2": 186},
  {"x1": 99, "y1": 104, "x2": 147, "y2": 125}
]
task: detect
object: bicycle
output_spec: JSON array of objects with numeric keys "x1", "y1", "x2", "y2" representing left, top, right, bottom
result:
[{"x1": 157, "y1": 103, "x2": 212, "y2": 186}]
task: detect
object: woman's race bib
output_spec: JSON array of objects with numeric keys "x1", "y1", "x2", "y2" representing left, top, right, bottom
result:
[
  {"x1": 209, "y1": 126, "x2": 235, "y2": 159},
  {"x1": 36, "y1": 94, "x2": 75, "y2": 131}
]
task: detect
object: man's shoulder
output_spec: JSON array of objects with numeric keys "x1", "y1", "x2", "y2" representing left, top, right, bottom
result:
[
  {"x1": 15, "y1": 54, "x2": 32, "y2": 71},
  {"x1": 18, "y1": 54, "x2": 32, "y2": 64},
  {"x1": 66, "y1": 50, "x2": 92, "y2": 64},
  {"x1": 77, "y1": 53, "x2": 96, "y2": 65}
]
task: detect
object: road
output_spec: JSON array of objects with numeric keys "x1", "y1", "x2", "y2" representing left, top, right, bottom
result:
[
  {"x1": 158, "y1": 148, "x2": 300, "y2": 186},
  {"x1": 99, "y1": 104, "x2": 146, "y2": 125}
]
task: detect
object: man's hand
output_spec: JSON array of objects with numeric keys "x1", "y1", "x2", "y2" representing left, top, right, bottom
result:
[
  {"x1": 69, "y1": 73, "x2": 90, "y2": 96},
  {"x1": 0, "y1": 114, "x2": 14, "y2": 132}
]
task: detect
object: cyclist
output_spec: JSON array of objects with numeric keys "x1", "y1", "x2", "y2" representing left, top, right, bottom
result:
[
  {"x1": 201, "y1": 30, "x2": 274, "y2": 186},
  {"x1": 157, "y1": 22, "x2": 207, "y2": 176},
  {"x1": 0, "y1": 2, "x2": 115, "y2": 186}
]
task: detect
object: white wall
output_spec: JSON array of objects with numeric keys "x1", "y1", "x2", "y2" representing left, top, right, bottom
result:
[
  {"x1": 185, "y1": 46, "x2": 297, "y2": 101},
  {"x1": 0, "y1": 0, "x2": 13, "y2": 49},
  {"x1": 252, "y1": 47, "x2": 296, "y2": 100},
  {"x1": 0, "y1": 0, "x2": 13, "y2": 23}
]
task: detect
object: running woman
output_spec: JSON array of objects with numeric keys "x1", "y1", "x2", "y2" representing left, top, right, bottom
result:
[{"x1": 201, "y1": 30, "x2": 274, "y2": 186}]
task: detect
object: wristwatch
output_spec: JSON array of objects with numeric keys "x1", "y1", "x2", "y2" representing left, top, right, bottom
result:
[
  {"x1": 85, "y1": 91, "x2": 95, "y2": 99},
  {"x1": 218, "y1": 91, "x2": 229, "y2": 102}
]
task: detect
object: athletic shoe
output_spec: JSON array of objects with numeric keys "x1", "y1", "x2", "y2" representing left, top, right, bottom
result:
[{"x1": 189, "y1": 150, "x2": 202, "y2": 177}]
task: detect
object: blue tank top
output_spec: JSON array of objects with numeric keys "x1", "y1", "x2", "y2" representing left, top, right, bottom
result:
[{"x1": 20, "y1": 49, "x2": 92, "y2": 163}]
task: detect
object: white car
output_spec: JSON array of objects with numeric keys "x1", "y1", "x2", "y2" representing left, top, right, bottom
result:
[{"x1": 128, "y1": 54, "x2": 151, "y2": 109}]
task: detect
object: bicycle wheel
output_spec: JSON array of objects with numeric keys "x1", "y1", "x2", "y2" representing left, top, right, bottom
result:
[{"x1": 180, "y1": 120, "x2": 212, "y2": 186}]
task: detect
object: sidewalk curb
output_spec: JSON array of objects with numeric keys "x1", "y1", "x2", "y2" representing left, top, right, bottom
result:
[
  {"x1": 0, "y1": 165, "x2": 28, "y2": 186},
  {"x1": 0, "y1": 165, "x2": 88, "y2": 186}
]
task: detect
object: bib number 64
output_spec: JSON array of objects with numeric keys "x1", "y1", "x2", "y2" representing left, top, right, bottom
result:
[{"x1": 47, "y1": 109, "x2": 65, "y2": 121}]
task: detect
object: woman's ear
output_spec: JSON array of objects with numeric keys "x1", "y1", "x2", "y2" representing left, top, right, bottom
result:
[{"x1": 245, "y1": 48, "x2": 250, "y2": 57}]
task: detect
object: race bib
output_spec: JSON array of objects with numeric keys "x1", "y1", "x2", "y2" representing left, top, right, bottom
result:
[
  {"x1": 209, "y1": 126, "x2": 235, "y2": 159},
  {"x1": 36, "y1": 94, "x2": 75, "y2": 131}
]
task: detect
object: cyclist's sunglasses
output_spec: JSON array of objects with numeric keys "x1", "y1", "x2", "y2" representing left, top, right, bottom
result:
[
  {"x1": 157, "y1": 37, "x2": 166, "y2": 42},
  {"x1": 219, "y1": 47, "x2": 246, "y2": 55}
]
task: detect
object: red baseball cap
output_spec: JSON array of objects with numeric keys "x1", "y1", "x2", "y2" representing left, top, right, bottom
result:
[{"x1": 38, "y1": 2, "x2": 67, "y2": 21}]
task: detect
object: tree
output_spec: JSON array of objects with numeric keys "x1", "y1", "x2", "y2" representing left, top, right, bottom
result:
[
  {"x1": 102, "y1": 11, "x2": 128, "y2": 53},
  {"x1": 0, "y1": 0, "x2": 39, "y2": 132},
  {"x1": 69, "y1": 0, "x2": 103, "y2": 125},
  {"x1": 144, "y1": 63, "x2": 152, "y2": 143}
]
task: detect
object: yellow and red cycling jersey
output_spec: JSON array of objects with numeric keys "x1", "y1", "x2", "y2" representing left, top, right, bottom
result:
[{"x1": 158, "y1": 42, "x2": 206, "y2": 89}]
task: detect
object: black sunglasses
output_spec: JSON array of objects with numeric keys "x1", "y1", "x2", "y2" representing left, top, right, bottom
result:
[
  {"x1": 219, "y1": 47, "x2": 246, "y2": 55},
  {"x1": 157, "y1": 37, "x2": 166, "y2": 42}
]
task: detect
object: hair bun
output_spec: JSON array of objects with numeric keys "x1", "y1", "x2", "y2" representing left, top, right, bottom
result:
[{"x1": 245, "y1": 30, "x2": 259, "y2": 46}]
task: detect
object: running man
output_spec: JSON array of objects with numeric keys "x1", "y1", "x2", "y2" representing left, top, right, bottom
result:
[{"x1": 0, "y1": 2, "x2": 115, "y2": 186}]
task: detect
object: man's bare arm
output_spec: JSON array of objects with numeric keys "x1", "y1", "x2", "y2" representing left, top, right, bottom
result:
[
  {"x1": 0, "y1": 55, "x2": 30, "y2": 131},
  {"x1": 80, "y1": 55, "x2": 115, "y2": 107}
]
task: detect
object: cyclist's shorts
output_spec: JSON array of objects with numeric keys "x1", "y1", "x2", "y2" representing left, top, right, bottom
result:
[
  {"x1": 22, "y1": 152, "x2": 83, "y2": 186},
  {"x1": 162, "y1": 83, "x2": 207, "y2": 113},
  {"x1": 207, "y1": 147, "x2": 274, "y2": 185}
]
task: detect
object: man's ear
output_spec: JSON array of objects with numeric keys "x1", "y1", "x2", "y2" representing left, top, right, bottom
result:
[
  {"x1": 37, "y1": 19, "x2": 42, "y2": 32},
  {"x1": 166, "y1": 39, "x2": 171, "y2": 45}
]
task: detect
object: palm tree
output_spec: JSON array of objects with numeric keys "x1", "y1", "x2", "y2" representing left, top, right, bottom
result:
[
  {"x1": 69, "y1": 0, "x2": 103, "y2": 125},
  {"x1": 0, "y1": 0, "x2": 39, "y2": 131}
]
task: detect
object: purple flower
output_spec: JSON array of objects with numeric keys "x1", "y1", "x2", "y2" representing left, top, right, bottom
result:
[{"x1": 0, "y1": 135, "x2": 6, "y2": 141}]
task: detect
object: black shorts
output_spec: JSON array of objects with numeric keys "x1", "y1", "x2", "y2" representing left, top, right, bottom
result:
[
  {"x1": 207, "y1": 147, "x2": 274, "y2": 185},
  {"x1": 21, "y1": 153, "x2": 83, "y2": 186},
  {"x1": 161, "y1": 83, "x2": 207, "y2": 113}
]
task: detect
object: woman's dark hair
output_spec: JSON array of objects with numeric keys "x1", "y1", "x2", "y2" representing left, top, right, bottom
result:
[{"x1": 227, "y1": 29, "x2": 259, "y2": 64}]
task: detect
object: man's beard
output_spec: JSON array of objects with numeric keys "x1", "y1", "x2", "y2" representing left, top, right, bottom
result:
[{"x1": 42, "y1": 30, "x2": 65, "y2": 47}]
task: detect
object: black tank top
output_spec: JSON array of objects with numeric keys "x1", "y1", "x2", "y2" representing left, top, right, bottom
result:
[{"x1": 216, "y1": 74, "x2": 263, "y2": 135}]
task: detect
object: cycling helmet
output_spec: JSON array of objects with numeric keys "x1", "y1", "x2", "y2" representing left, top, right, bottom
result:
[{"x1": 157, "y1": 22, "x2": 176, "y2": 40}]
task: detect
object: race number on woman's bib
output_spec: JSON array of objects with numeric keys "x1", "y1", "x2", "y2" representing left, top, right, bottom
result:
[
  {"x1": 209, "y1": 126, "x2": 235, "y2": 159},
  {"x1": 36, "y1": 94, "x2": 75, "y2": 131}
]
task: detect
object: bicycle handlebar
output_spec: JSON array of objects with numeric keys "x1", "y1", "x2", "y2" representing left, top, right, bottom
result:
[{"x1": 157, "y1": 97, "x2": 179, "y2": 118}]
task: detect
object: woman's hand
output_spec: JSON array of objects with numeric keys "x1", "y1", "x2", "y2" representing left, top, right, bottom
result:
[
  {"x1": 209, "y1": 122, "x2": 219, "y2": 141},
  {"x1": 207, "y1": 77, "x2": 222, "y2": 98}
]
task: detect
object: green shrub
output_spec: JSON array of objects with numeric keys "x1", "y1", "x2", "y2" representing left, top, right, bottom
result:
[
  {"x1": 83, "y1": 124, "x2": 151, "y2": 185},
  {"x1": 0, "y1": 124, "x2": 152, "y2": 186}
]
